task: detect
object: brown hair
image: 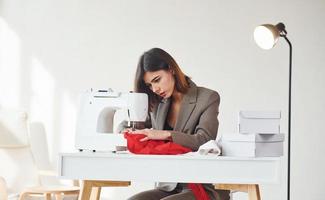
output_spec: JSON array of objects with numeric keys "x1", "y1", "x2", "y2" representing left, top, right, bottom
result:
[{"x1": 134, "y1": 48, "x2": 190, "y2": 110}]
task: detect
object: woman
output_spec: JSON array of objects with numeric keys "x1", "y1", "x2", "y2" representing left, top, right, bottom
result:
[{"x1": 127, "y1": 48, "x2": 230, "y2": 200}]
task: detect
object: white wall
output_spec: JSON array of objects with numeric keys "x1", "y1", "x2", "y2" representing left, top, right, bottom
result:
[{"x1": 1, "y1": 0, "x2": 325, "y2": 199}]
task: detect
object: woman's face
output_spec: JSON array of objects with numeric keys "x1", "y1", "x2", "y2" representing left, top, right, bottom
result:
[{"x1": 143, "y1": 69, "x2": 175, "y2": 99}]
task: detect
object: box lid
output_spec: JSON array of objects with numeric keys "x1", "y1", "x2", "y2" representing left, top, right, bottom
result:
[
  {"x1": 239, "y1": 111, "x2": 281, "y2": 119},
  {"x1": 221, "y1": 133, "x2": 285, "y2": 142}
]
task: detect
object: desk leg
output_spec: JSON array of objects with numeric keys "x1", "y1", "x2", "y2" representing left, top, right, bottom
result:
[
  {"x1": 78, "y1": 180, "x2": 93, "y2": 200},
  {"x1": 214, "y1": 184, "x2": 261, "y2": 200},
  {"x1": 248, "y1": 184, "x2": 261, "y2": 200},
  {"x1": 90, "y1": 187, "x2": 101, "y2": 200},
  {"x1": 78, "y1": 180, "x2": 131, "y2": 200}
]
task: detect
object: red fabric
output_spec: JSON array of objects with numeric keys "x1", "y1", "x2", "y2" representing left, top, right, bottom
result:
[
  {"x1": 124, "y1": 133, "x2": 191, "y2": 155},
  {"x1": 188, "y1": 183, "x2": 210, "y2": 200},
  {"x1": 124, "y1": 133, "x2": 210, "y2": 200}
]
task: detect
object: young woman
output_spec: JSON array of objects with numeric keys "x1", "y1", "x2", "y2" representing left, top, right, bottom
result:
[{"x1": 127, "y1": 48, "x2": 230, "y2": 200}]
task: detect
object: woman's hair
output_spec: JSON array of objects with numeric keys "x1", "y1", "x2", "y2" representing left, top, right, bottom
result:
[{"x1": 134, "y1": 48, "x2": 190, "y2": 110}]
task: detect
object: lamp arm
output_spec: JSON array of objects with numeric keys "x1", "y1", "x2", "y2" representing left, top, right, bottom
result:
[{"x1": 283, "y1": 35, "x2": 292, "y2": 200}]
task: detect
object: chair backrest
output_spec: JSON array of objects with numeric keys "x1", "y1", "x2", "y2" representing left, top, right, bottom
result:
[
  {"x1": 0, "y1": 107, "x2": 29, "y2": 148},
  {"x1": 28, "y1": 122, "x2": 61, "y2": 185},
  {"x1": 0, "y1": 107, "x2": 39, "y2": 194}
]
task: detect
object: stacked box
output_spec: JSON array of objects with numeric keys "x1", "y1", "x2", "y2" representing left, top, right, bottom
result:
[
  {"x1": 239, "y1": 111, "x2": 281, "y2": 134},
  {"x1": 221, "y1": 111, "x2": 284, "y2": 157}
]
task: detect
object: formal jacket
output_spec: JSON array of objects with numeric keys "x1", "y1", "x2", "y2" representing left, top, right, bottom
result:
[
  {"x1": 151, "y1": 80, "x2": 229, "y2": 200},
  {"x1": 151, "y1": 80, "x2": 220, "y2": 150}
]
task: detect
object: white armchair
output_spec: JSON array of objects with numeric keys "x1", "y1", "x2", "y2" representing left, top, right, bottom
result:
[
  {"x1": 0, "y1": 107, "x2": 38, "y2": 199},
  {"x1": 0, "y1": 107, "x2": 79, "y2": 200}
]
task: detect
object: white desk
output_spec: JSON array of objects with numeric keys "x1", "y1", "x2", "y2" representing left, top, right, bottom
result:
[{"x1": 58, "y1": 152, "x2": 281, "y2": 199}]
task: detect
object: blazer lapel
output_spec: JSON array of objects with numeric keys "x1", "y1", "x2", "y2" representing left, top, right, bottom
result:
[
  {"x1": 174, "y1": 81, "x2": 198, "y2": 131},
  {"x1": 155, "y1": 98, "x2": 171, "y2": 130}
]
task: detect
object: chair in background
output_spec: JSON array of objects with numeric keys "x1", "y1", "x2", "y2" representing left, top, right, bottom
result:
[
  {"x1": 19, "y1": 122, "x2": 80, "y2": 200},
  {"x1": 0, "y1": 107, "x2": 79, "y2": 200},
  {"x1": 0, "y1": 107, "x2": 39, "y2": 200}
]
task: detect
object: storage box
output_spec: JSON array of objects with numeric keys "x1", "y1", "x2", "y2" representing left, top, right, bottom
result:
[
  {"x1": 220, "y1": 133, "x2": 284, "y2": 157},
  {"x1": 239, "y1": 111, "x2": 281, "y2": 134}
]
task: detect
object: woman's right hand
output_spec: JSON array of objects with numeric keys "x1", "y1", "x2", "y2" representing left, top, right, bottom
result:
[{"x1": 123, "y1": 128, "x2": 136, "y2": 133}]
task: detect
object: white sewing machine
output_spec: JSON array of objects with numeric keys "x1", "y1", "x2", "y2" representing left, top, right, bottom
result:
[{"x1": 75, "y1": 89, "x2": 148, "y2": 152}]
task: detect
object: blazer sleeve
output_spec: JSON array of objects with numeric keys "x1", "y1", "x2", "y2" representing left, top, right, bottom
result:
[{"x1": 170, "y1": 92, "x2": 220, "y2": 151}]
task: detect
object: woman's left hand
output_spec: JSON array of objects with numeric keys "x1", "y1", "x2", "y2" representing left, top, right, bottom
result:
[{"x1": 130, "y1": 128, "x2": 172, "y2": 142}]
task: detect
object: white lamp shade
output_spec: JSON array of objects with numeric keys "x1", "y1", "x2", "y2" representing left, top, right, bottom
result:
[{"x1": 254, "y1": 24, "x2": 280, "y2": 50}]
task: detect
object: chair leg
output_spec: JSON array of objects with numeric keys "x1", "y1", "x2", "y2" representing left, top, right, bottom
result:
[
  {"x1": 18, "y1": 192, "x2": 29, "y2": 200},
  {"x1": 45, "y1": 193, "x2": 51, "y2": 200},
  {"x1": 55, "y1": 193, "x2": 63, "y2": 200}
]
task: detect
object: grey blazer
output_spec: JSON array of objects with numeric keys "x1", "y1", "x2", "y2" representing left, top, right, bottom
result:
[
  {"x1": 151, "y1": 80, "x2": 229, "y2": 200},
  {"x1": 151, "y1": 80, "x2": 220, "y2": 151}
]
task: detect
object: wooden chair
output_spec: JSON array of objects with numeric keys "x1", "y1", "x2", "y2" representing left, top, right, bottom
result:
[
  {"x1": 215, "y1": 184, "x2": 261, "y2": 200},
  {"x1": 22, "y1": 123, "x2": 130, "y2": 200},
  {"x1": 18, "y1": 122, "x2": 80, "y2": 200},
  {"x1": 18, "y1": 186, "x2": 79, "y2": 200},
  {"x1": 0, "y1": 176, "x2": 20, "y2": 200}
]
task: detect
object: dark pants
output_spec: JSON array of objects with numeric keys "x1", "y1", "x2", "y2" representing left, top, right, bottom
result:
[
  {"x1": 127, "y1": 188, "x2": 196, "y2": 200},
  {"x1": 127, "y1": 183, "x2": 230, "y2": 200}
]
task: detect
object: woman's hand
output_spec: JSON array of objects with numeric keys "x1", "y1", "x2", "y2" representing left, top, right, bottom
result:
[{"x1": 130, "y1": 128, "x2": 172, "y2": 142}]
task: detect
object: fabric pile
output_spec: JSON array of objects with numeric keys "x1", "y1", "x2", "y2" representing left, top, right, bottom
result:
[{"x1": 124, "y1": 133, "x2": 191, "y2": 155}]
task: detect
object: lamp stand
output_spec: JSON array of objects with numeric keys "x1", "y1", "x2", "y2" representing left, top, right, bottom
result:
[{"x1": 283, "y1": 35, "x2": 292, "y2": 200}]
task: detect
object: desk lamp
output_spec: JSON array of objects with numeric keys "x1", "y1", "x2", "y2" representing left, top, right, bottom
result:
[{"x1": 254, "y1": 22, "x2": 292, "y2": 200}]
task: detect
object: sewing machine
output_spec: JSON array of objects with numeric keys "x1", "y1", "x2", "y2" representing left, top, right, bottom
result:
[{"x1": 75, "y1": 89, "x2": 148, "y2": 152}]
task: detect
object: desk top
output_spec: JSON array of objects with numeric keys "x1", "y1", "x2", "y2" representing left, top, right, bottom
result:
[
  {"x1": 61, "y1": 151, "x2": 280, "y2": 160},
  {"x1": 58, "y1": 152, "x2": 282, "y2": 184}
]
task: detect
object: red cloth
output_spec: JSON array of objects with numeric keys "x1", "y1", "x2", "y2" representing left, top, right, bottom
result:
[
  {"x1": 188, "y1": 183, "x2": 210, "y2": 200},
  {"x1": 124, "y1": 133, "x2": 191, "y2": 155},
  {"x1": 124, "y1": 133, "x2": 210, "y2": 200}
]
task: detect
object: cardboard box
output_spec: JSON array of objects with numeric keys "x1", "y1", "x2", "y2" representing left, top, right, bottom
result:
[
  {"x1": 220, "y1": 133, "x2": 284, "y2": 157},
  {"x1": 239, "y1": 111, "x2": 281, "y2": 134}
]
